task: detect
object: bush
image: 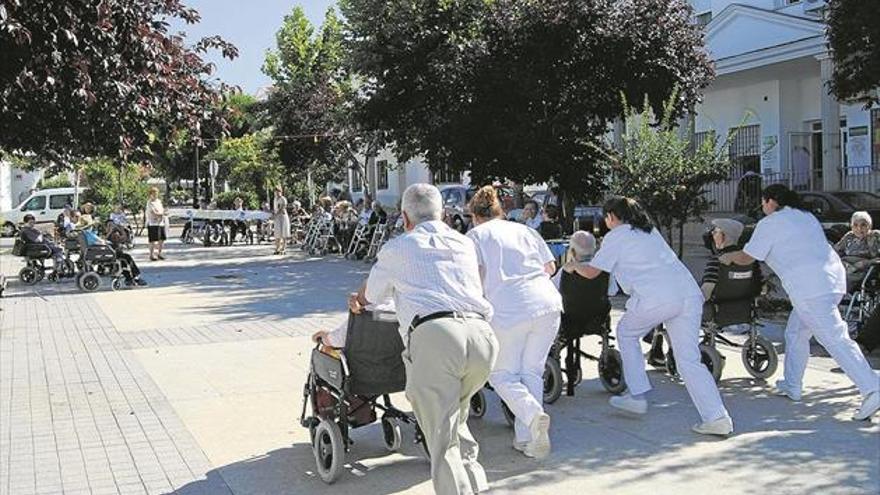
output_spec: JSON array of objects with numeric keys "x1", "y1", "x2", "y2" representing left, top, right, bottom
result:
[
  {"x1": 214, "y1": 190, "x2": 259, "y2": 210},
  {"x1": 79, "y1": 158, "x2": 150, "y2": 219},
  {"x1": 39, "y1": 174, "x2": 72, "y2": 188}
]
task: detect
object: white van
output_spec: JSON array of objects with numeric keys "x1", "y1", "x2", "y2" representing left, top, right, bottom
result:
[{"x1": 0, "y1": 187, "x2": 87, "y2": 236}]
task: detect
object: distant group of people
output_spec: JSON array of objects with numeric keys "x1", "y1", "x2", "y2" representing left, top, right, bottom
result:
[{"x1": 311, "y1": 182, "x2": 879, "y2": 495}]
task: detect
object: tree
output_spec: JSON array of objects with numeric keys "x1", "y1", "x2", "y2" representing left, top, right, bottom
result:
[
  {"x1": 597, "y1": 93, "x2": 732, "y2": 257},
  {"x1": 827, "y1": 0, "x2": 880, "y2": 106},
  {"x1": 79, "y1": 158, "x2": 151, "y2": 219},
  {"x1": 205, "y1": 132, "x2": 282, "y2": 202},
  {"x1": 0, "y1": 0, "x2": 237, "y2": 168},
  {"x1": 262, "y1": 6, "x2": 378, "y2": 203},
  {"x1": 341, "y1": 0, "x2": 713, "y2": 203}
]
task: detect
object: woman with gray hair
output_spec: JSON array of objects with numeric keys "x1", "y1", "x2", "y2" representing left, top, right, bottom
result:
[{"x1": 835, "y1": 211, "x2": 880, "y2": 290}]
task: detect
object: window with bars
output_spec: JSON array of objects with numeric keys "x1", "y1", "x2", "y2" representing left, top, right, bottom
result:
[
  {"x1": 873, "y1": 109, "x2": 880, "y2": 169},
  {"x1": 728, "y1": 124, "x2": 761, "y2": 177},
  {"x1": 694, "y1": 130, "x2": 715, "y2": 151},
  {"x1": 377, "y1": 160, "x2": 389, "y2": 190},
  {"x1": 432, "y1": 167, "x2": 462, "y2": 184},
  {"x1": 351, "y1": 167, "x2": 363, "y2": 193}
]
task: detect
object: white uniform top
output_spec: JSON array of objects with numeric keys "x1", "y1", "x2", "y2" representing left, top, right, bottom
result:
[
  {"x1": 744, "y1": 206, "x2": 846, "y2": 300},
  {"x1": 467, "y1": 219, "x2": 562, "y2": 330},
  {"x1": 589, "y1": 225, "x2": 701, "y2": 308},
  {"x1": 365, "y1": 220, "x2": 494, "y2": 340}
]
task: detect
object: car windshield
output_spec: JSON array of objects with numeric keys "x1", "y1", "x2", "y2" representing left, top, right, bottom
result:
[{"x1": 833, "y1": 192, "x2": 880, "y2": 210}]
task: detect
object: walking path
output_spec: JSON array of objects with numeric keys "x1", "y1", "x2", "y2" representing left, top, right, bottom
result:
[{"x1": 1, "y1": 239, "x2": 877, "y2": 495}]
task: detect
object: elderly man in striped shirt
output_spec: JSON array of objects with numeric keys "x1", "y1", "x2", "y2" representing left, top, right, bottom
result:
[{"x1": 350, "y1": 183, "x2": 498, "y2": 495}]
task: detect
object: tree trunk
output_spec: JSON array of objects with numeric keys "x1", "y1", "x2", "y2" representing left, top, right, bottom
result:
[{"x1": 677, "y1": 221, "x2": 685, "y2": 259}]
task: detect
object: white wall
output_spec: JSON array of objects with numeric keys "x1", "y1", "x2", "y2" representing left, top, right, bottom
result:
[
  {"x1": 349, "y1": 152, "x2": 432, "y2": 210},
  {"x1": 0, "y1": 161, "x2": 12, "y2": 212},
  {"x1": 11, "y1": 166, "x2": 42, "y2": 208}
]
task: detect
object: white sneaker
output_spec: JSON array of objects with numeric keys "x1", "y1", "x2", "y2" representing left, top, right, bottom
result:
[
  {"x1": 853, "y1": 391, "x2": 880, "y2": 421},
  {"x1": 513, "y1": 440, "x2": 527, "y2": 453},
  {"x1": 524, "y1": 413, "x2": 551, "y2": 459},
  {"x1": 609, "y1": 394, "x2": 648, "y2": 415},
  {"x1": 692, "y1": 415, "x2": 734, "y2": 436},
  {"x1": 774, "y1": 379, "x2": 802, "y2": 402}
]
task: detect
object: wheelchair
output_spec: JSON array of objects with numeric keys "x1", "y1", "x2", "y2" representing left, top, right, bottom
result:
[
  {"x1": 651, "y1": 261, "x2": 778, "y2": 382},
  {"x1": 300, "y1": 310, "x2": 429, "y2": 484},
  {"x1": 843, "y1": 261, "x2": 880, "y2": 337},
  {"x1": 12, "y1": 237, "x2": 75, "y2": 285}
]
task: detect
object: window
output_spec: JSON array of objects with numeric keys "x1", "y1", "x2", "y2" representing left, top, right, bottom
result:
[
  {"x1": 22, "y1": 195, "x2": 46, "y2": 211},
  {"x1": 432, "y1": 167, "x2": 462, "y2": 184},
  {"x1": 376, "y1": 160, "x2": 389, "y2": 190},
  {"x1": 872, "y1": 109, "x2": 880, "y2": 169},
  {"x1": 445, "y1": 189, "x2": 463, "y2": 206},
  {"x1": 694, "y1": 130, "x2": 716, "y2": 151},
  {"x1": 728, "y1": 124, "x2": 761, "y2": 177},
  {"x1": 50, "y1": 194, "x2": 73, "y2": 209},
  {"x1": 351, "y1": 168, "x2": 363, "y2": 193},
  {"x1": 695, "y1": 12, "x2": 712, "y2": 26}
]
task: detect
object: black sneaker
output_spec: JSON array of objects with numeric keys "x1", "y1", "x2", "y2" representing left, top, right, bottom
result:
[{"x1": 133, "y1": 278, "x2": 148, "y2": 287}]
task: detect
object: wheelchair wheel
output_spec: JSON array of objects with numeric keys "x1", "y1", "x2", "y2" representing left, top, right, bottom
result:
[
  {"x1": 111, "y1": 277, "x2": 123, "y2": 292},
  {"x1": 598, "y1": 348, "x2": 627, "y2": 395},
  {"x1": 78, "y1": 272, "x2": 101, "y2": 292},
  {"x1": 19, "y1": 267, "x2": 39, "y2": 285},
  {"x1": 501, "y1": 400, "x2": 515, "y2": 427},
  {"x1": 741, "y1": 335, "x2": 778, "y2": 380},
  {"x1": 543, "y1": 356, "x2": 563, "y2": 404},
  {"x1": 381, "y1": 416, "x2": 402, "y2": 452},
  {"x1": 313, "y1": 418, "x2": 345, "y2": 484},
  {"x1": 469, "y1": 389, "x2": 487, "y2": 419},
  {"x1": 699, "y1": 344, "x2": 725, "y2": 383}
]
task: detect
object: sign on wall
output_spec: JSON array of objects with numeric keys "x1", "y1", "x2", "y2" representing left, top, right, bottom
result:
[
  {"x1": 848, "y1": 126, "x2": 870, "y2": 169},
  {"x1": 761, "y1": 135, "x2": 778, "y2": 171}
]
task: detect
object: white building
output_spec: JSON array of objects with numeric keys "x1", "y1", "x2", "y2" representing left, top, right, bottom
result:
[
  {"x1": 0, "y1": 160, "x2": 43, "y2": 212},
  {"x1": 691, "y1": 0, "x2": 879, "y2": 210},
  {"x1": 347, "y1": 150, "x2": 470, "y2": 209}
]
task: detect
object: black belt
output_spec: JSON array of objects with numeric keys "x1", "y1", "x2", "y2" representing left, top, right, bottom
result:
[{"x1": 410, "y1": 311, "x2": 486, "y2": 330}]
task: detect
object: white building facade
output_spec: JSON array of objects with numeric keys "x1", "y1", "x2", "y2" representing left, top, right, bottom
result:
[
  {"x1": 692, "y1": 0, "x2": 880, "y2": 211},
  {"x1": 347, "y1": 151, "x2": 470, "y2": 209},
  {"x1": 0, "y1": 160, "x2": 43, "y2": 212}
]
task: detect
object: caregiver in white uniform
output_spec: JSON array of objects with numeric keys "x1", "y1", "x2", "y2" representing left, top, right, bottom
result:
[
  {"x1": 467, "y1": 186, "x2": 562, "y2": 458},
  {"x1": 565, "y1": 196, "x2": 733, "y2": 436},
  {"x1": 726, "y1": 184, "x2": 879, "y2": 420}
]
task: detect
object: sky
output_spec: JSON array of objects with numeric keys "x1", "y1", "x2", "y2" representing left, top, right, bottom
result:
[{"x1": 174, "y1": 0, "x2": 337, "y2": 94}]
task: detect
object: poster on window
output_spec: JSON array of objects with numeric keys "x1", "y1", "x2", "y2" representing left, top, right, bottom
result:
[
  {"x1": 848, "y1": 126, "x2": 870, "y2": 170},
  {"x1": 761, "y1": 135, "x2": 778, "y2": 171}
]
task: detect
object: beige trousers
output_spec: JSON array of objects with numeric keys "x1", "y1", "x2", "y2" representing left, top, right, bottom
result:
[{"x1": 405, "y1": 317, "x2": 498, "y2": 495}]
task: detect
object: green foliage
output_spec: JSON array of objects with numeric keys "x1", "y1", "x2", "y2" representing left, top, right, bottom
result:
[
  {"x1": 79, "y1": 159, "x2": 150, "y2": 220},
  {"x1": 341, "y1": 0, "x2": 713, "y2": 201},
  {"x1": 39, "y1": 175, "x2": 72, "y2": 189},
  {"x1": 828, "y1": 0, "x2": 880, "y2": 106},
  {"x1": 205, "y1": 132, "x2": 282, "y2": 202},
  {"x1": 596, "y1": 91, "x2": 733, "y2": 253},
  {"x1": 214, "y1": 191, "x2": 259, "y2": 210},
  {"x1": 0, "y1": 1, "x2": 237, "y2": 169}
]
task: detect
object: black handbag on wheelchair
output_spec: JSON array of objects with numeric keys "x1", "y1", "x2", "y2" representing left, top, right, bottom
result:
[{"x1": 705, "y1": 262, "x2": 762, "y2": 327}]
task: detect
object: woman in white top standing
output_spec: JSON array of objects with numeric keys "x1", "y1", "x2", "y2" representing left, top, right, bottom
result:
[
  {"x1": 726, "y1": 184, "x2": 879, "y2": 420},
  {"x1": 467, "y1": 186, "x2": 562, "y2": 458},
  {"x1": 565, "y1": 196, "x2": 733, "y2": 436},
  {"x1": 273, "y1": 185, "x2": 291, "y2": 255},
  {"x1": 146, "y1": 186, "x2": 167, "y2": 261}
]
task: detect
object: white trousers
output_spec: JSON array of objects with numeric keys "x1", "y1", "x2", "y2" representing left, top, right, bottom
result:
[
  {"x1": 616, "y1": 295, "x2": 729, "y2": 422},
  {"x1": 489, "y1": 312, "x2": 561, "y2": 443},
  {"x1": 784, "y1": 293, "x2": 879, "y2": 397}
]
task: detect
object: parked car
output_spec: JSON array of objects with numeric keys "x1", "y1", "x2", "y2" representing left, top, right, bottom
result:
[
  {"x1": 440, "y1": 184, "x2": 516, "y2": 233},
  {"x1": 0, "y1": 187, "x2": 87, "y2": 237}
]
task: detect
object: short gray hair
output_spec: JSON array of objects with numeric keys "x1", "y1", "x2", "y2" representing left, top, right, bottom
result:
[
  {"x1": 402, "y1": 183, "x2": 442, "y2": 224},
  {"x1": 852, "y1": 211, "x2": 873, "y2": 227},
  {"x1": 569, "y1": 230, "x2": 596, "y2": 259}
]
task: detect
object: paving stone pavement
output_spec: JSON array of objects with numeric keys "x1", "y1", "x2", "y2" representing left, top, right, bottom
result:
[{"x1": 1, "y1": 238, "x2": 878, "y2": 495}]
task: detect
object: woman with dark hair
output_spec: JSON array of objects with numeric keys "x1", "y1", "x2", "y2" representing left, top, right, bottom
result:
[
  {"x1": 726, "y1": 184, "x2": 879, "y2": 421},
  {"x1": 564, "y1": 196, "x2": 733, "y2": 436},
  {"x1": 467, "y1": 186, "x2": 562, "y2": 458}
]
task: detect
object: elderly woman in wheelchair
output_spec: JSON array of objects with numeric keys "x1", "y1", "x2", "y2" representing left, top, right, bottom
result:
[
  {"x1": 835, "y1": 211, "x2": 880, "y2": 291},
  {"x1": 304, "y1": 295, "x2": 429, "y2": 484}
]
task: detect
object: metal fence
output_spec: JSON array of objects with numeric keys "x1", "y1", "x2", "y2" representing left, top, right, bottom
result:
[{"x1": 705, "y1": 166, "x2": 880, "y2": 213}]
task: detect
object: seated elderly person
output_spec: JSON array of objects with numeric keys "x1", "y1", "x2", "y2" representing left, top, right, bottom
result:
[
  {"x1": 81, "y1": 229, "x2": 147, "y2": 287},
  {"x1": 538, "y1": 204, "x2": 563, "y2": 240},
  {"x1": 553, "y1": 230, "x2": 618, "y2": 315},
  {"x1": 835, "y1": 211, "x2": 880, "y2": 290},
  {"x1": 700, "y1": 218, "x2": 761, "y2": 333},
  {"x1": 20, "y1": 214, "x2": 65, "y2": 268}
]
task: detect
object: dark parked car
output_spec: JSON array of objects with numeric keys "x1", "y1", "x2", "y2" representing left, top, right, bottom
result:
[{"x1": 440, "y1": 184, "x2": 515, "y2": 233}]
